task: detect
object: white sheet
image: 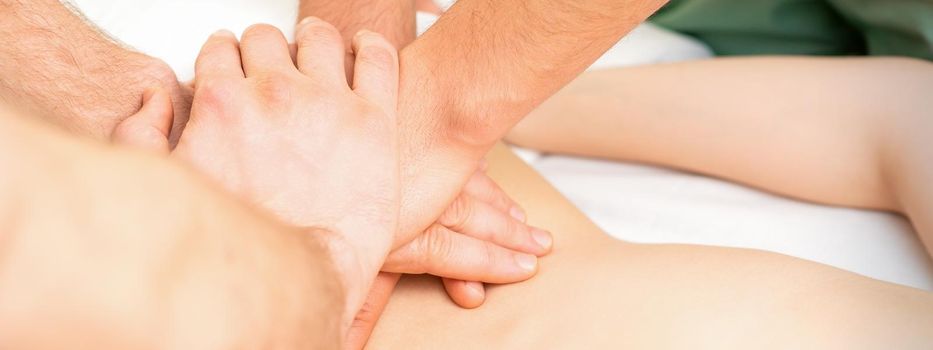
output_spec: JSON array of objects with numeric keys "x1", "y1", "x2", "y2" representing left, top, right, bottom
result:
[{"x1": 71, "y1": 0, "x2": 933, "y2": 291}]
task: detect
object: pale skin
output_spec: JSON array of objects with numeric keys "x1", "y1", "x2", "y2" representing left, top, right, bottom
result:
[
  {"x1": 0, "y1": 0, "x2": 552, "y2": 310},
  {"x1": 7, "y1": 1, "x2": 931, "y2": 349},
  {"x1": 0, "y1": 110, "x2": 344, "y2": 349},
  {"x1": 368, "y1": 57, "x2": 933, "y2": 349},
  {"x1": 1, "y1": 23, "x2": 419, "y2": 347},
  {"x1": 297, "y1": 0, "x2": 668, "y2": 326},
  {"x1": 506, "y1": 56, "x2": 933, "y2": 256},
  {"x1": 5, "y1": 53, "x2": 933, "y2": 349}
]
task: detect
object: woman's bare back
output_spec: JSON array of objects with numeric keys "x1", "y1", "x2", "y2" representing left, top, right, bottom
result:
[{"x1": 369, "y1": 145, "x2": 933, "y2": 349}]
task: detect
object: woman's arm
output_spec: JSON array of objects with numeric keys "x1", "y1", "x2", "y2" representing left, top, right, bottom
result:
[{"x1": 508, "y1": 56, "x2": 933, "y2": 252}]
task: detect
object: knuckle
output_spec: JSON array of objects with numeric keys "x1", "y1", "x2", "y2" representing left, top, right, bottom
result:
[
  {"x1": 138, "y1": 57, "x2": 179, "y2": 86},
  {"x1": 420, "y1": 226, "x2": 454, "y2": 269},
  {"x1": 481, "y1": 242, "x2": 500, "y2": 269},
  {"x1": 194, "y1": 79, "x2": 236, "y2": 112},
  {"x1": 439, "y1": 196, "x2": 472, "y2": 230},
  {"x1": 504, "y1": 219, "x2": 526, "y2": 243},
  {"x1": 251, "y1": 73, "x2": 293, "y2": 106}
]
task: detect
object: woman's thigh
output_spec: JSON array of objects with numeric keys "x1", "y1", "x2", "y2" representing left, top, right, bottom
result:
[{"x1": 368, "y1": 145, "x2": 933, "y2": 349}]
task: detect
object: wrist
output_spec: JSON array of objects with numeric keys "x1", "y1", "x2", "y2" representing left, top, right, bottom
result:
[
  {"x1": 299, "y1": 0, "x2": 415, "y2": 49},
  {"x1": 400, "y1": 42, "x2": 527, "y2": 152}
]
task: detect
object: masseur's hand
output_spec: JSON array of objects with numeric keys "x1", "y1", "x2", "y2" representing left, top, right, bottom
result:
[
  {"x1": 383, "y1": 165, "x2": 551, "y2": 303},
  {"x1": 346, "y1": 165, "x2": 553, "y2": 349},
  {"x1": 116, "y1": 18, "x2": 552, "y2": 299},
  {"x1": 0, "y1": 0, "x2": 191, "y2": 140},
  {"x1": 117, "y1": 20, "x2": 402, "y2": 329}
]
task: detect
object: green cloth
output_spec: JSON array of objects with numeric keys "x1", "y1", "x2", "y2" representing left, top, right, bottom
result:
[{"x1": 651, "y1": 0, "x2": 933, "y2": 60}]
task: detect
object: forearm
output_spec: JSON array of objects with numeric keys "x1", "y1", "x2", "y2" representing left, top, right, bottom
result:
[
  {"x1": 509, "y1": 56, "x2": 933, "y2": 212},
  {"x1": 298, "y1": 0, "x2": 415, "y2": 49},
  {"x1": 0, "y1": 0, "x2": 183, "y2": 138},
  {"x1": 402, "y1": 0, "x2": 666, "y2": 147},
  {"x1": 883, "y1": 59, "x2": 933, "y2": 254},
  {"x1": 389, "y1": 0, "x2": 664, "y2": 237},
  {"x1": 0, "y1": 112, "x2": 343, "y2": 348}
]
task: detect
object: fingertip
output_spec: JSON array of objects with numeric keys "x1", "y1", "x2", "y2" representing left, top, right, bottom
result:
[
  {"x1": 443, "y1": 279, "x2": 486, "y2": 309},
  {"x1": 463, "y1": 280, "x2": 486, "y2": 304},
  {"x1": 350, "y1": 29, "x2": 398, "y2": 113},
  {"x1": 531, "y1": 228, "x2": 553, "y2": 254},
  {"x1": 298, "y1": 16, "x2": 321, "y2": 27},
  {"x1": 515, "y1": 253, "x2": 538, "y2": 274},
  {"x1": 212, "y1": 29, "x2": 236, "y2": 38},
  {"x1": 351, "y1": 29, "x2": 395, "y2": 56},
  {"x1": 112, "y1": 87, "x2": 173, "y2": 152}
]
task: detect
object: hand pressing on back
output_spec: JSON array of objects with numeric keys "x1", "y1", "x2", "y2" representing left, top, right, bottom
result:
[
  {"x1": 117, "y1": 19, "x2": 402, "y2": 331},
  {"x1": 115, "y1": 18, "x2": 554, "y2": 345}
]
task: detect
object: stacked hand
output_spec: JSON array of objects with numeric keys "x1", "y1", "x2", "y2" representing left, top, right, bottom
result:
[{"x1": 113, "y1": 18, "x2": 552, "y2": 341}]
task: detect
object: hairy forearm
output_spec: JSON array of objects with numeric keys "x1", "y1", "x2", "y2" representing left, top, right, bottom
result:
[
  {"x1": 298, "y1": 0, "x2": 415, "y2": 49},
  {"x1": 403, "y1": 0, "x2": 667, "y2": 147},
  {"x1": 0, "y1": 0, "x2": 184, "y2": 139},
  {"x1": 387, "y1": 0, "x2": 665, "y2": 237}
]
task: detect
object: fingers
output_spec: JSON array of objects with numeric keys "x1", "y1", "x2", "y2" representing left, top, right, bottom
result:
[
  {"x1": 442, "y1": 278, "x2": 486, "y2": 309},
  {"x1": 195, "y1": 30, "x2": 244, "y2": 81},
  {"x1": 345, "y1": 272, "x2": 401, "y2": 350},
  {"x1": 295, "y1": 17, "x2": 347, "y2": 85},
  {"x1": 239, "y1": 24, "x2": 294, "y2": 76},
  {"x1": 351, "y1": 30, "x2": 399, "y2": 114},
  {"x1": 440, "y1": 193, "x2": 552, "y2": 256},
  {"x1": 112, "y1": 88, "x2": 174, "y2": 153},
  {"x1": 463, "y1": 170, "x2": 526, "y2": 221},
  {"x1": 384, "y1": 225, "x2": 539, "y2": 283}
]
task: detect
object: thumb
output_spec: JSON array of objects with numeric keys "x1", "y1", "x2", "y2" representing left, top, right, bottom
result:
[{"x1": 112, "y1": 88, "x2": 174, "y2": 153}]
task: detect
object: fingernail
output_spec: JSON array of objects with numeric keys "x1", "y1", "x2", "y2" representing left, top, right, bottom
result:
[
  {"x1": 515, "y1": 253, "x2": 537, "y2": 272},
  {"x1": 532, "y1": 229, "x2": 552, "y2": 250},
  {"x1": 509, "y1": 206, "x2": 526, "y2": 222},
  {"x1": 298, "y1": 16, "x2": 318, "y2": 26},
  {"x1": 355, "y1": 29, "x2": 379, "y2": 40},
  {"x1": 464, "y1": 281, "x2": 484, "y2": 296},
  {"x1": 213, "y1": 29, "x2": 235, "y2": 38}
]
